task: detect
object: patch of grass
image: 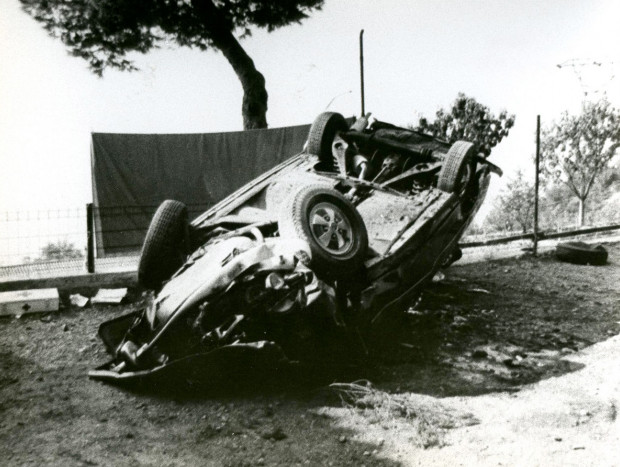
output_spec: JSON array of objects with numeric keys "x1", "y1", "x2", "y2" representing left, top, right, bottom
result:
[{"x1": 330, "y1": 381, "x2": 478, "y2": 448}]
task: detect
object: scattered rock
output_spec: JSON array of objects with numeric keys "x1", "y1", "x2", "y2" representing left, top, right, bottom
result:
[
  {"x1": 69, "y1": 294, "x2": 89, "y2": 308},
  {"x1": 62, "y1": 324, "x2": 69, "y2": 332},
  {"x1": 338, "y1": 435, "x2": 347, "y2": 443},
  {"x1": 263, "y1": 405, "x2": 275, "y2": 417},
  {"x1": 555, "y1": 437, "x2": 562, "y2": 442},
  {"x1": 432, "y1": 271, "x2": 445, "y2": 283},
  {"x1": 261, "y1": 427, "x2": 286, "y2": 441},
  {"x1": 472, "y1": 349, "x2": 488, "y2": 359},
  {"x1": 452, "y1": 315, "x2": 468, "y2": 325},
  {"x1": 503, "y1": 358, "x2": 517, "y2": 367},
  {"x1": 405, "y1": 308, "x2": 423, "y2": 316},
  {"x1": 91, "y1": 288, "x2": 128, "y2": 305}
]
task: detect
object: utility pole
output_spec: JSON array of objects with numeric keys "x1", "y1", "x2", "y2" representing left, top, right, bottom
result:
[{"x1": 533, "y1": 115, "x2": 541, "y2": 256}]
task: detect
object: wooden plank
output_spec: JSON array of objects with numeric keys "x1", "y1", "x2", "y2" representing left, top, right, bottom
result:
[
  {"x1": 0, "y1": 271, "x2": 136, "y2": 293},
  {"x1": 0, "y1": 288, "x2": 59, "y2": 316},
  {"x1": 461, "y1": 224, "x2": 620, "y2": 248}
]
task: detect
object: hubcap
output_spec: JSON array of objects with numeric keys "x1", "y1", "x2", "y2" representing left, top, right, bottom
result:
[{"x1": 308, "y1": 202, "x2": 354, "y2": 255}]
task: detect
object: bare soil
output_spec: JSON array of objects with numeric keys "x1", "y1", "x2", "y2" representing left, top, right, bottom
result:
[{"x1": 1, "y1": 243, "x2": 618, "y2": 466}]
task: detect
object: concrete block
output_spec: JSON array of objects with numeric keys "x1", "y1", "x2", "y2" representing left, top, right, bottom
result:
[{"x1": 0, "y1": 288, "x2": 59, "y2": 316}]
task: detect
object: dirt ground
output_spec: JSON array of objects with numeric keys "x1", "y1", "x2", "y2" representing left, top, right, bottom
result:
[{"x1": 1, "y1": 242, "x2": 618, "y2": 466}]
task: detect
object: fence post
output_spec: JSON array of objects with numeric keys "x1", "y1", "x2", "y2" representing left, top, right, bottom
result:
[
  {"x1": 359, "y1": 29, "x2": 365, "y2": 116},
  {"x1": 86, "y1": 203, "x2": 95, "y2": 273},
  {"x1": 533, "y1": 115, "x2": 541, "y2": 256}
]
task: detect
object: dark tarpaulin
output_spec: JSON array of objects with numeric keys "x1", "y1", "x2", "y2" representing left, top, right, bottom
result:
[{"x1": 91, "y1": 123, "x2": 311, "y2": 256}]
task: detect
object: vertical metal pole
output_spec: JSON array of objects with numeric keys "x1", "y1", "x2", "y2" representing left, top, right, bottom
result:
[
  {"x1": 359, "y1": 29, "x2": 365, "y2": 116},
  {"x1": 533, "y1": 115, "x2": 541, "y2": 256},
  {"x1": 86, "y1": 203, "x2": 95, "y2": 273}
]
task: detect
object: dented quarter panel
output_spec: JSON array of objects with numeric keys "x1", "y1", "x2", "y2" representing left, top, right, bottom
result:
[{"x1": 356, "y1": 188, "x2": 450, "y2": 256}]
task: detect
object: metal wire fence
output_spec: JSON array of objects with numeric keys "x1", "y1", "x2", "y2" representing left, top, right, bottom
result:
[
  {"x1": 0, "y1": 203, "x2": 211, "y2": 280},
  {"x1": 0, "y1": 200, "x2": 617, "y2": 282},
  {"x1": 466, "y1": 194, "x2": 620, "y2": 240},
  {"x1": 91, "y1": 203, "x2": 211, "y2": 257},
  {"x1": 0, "y1": 207, "x2": 87, "y2": 266}
]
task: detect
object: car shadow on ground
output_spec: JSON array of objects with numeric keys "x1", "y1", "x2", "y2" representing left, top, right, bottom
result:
[
  {"x1": 108, "y1": 255, "x2": 599, "y2": 402},
  {"x1": 2, "y1": 247, "x2": 617, "y2": 465}
]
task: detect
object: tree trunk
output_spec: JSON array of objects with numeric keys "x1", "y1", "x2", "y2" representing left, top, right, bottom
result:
[
  {"x1": 192, "y1": 0, "x2": 268, "y2": 130},
  {"x1": 213, "y1": 31, "x2": 268, "y2": 130},
  {"x1": 578, "y1": 197, "x2": 586, "y2": 227}
]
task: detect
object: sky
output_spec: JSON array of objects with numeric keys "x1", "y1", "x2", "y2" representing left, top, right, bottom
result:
[{"x1": 1, "y1": 0, "x2": 619, "y2": 215}]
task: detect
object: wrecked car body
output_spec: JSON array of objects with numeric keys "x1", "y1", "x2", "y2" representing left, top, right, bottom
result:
[{"x1": 89, "y1": 112, "x2": 502, "y2": 383}]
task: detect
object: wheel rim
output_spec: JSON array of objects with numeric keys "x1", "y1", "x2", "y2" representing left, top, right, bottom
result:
[{"x1": 308, "y1": 202, "x2": 354, "y2": 256}]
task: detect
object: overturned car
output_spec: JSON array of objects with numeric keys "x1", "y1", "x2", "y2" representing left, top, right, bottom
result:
[{"x1": 89, "y1": 112, "x2": 502, "y2": 383}]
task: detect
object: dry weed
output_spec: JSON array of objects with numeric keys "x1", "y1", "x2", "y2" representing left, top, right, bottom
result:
[{"x1": 330, "y1": 380, "x2": 478, "y2": 448}]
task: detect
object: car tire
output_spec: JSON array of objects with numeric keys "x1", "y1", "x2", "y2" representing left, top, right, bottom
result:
[
  {"x1": 138, "y1": 200, "x2": 190, "y2": 290},
  {"x1": 306, "y1": 112, "x2": 349, "y2": 170},
  {"x1": 278, "y1": 185, "x2": 368, "y2": 279},
  {"x1": 437, "y1": 141, "x2": 477, "y2": 193},
  {"x1": 556, "y1": 242, "x2": 608, "y2": 266}
]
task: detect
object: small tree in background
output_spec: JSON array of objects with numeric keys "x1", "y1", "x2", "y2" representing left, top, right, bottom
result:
[
  {"x1": 39, "y1": 240, "x2": 83, "y2": 261},
  {"x1": 485, "y1": 170, "x2": 534, "y2": 233},
  {"x1": 21, "y1": 0, "x2": 324, "y2": 130},
  {"x1": 539, "y1": 166, "x2": 620, "y2": 228},
  {"x1": 541, "y1": 98, "x2": 620, "y2": 226},
  {"x1": 418, "y1": 93, "x2": 515, "y2": 157}
]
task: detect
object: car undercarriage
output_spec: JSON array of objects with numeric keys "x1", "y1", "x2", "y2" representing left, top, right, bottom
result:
[{"x1": 89, "y1": 111, "x2": 501, "y2": 384}]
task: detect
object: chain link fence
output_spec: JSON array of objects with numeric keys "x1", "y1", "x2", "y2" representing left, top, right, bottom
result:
[
  {"x1": 1, "y1": 201, "x2": 618, "y2": 283},
  {"x1": 0, "y1": 203, "x2": 211, "y2": 281}
]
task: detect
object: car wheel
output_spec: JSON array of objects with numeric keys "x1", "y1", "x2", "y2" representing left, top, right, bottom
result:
[
  {"x1": 556, "y1": 242, "x2": 608, "y2": 266},
  {"x1": 437, "y1": 141, "x2": 477, "y2": 193},
  {"x1": 138, "y1": 200, "x2": 190, "y2": 290},
  {"x1": 278, "y1": 185, "x2": 368, "y2": 279},
  {"x1": 306, "y1": 112, "x2": 349, "y2": 170}
]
